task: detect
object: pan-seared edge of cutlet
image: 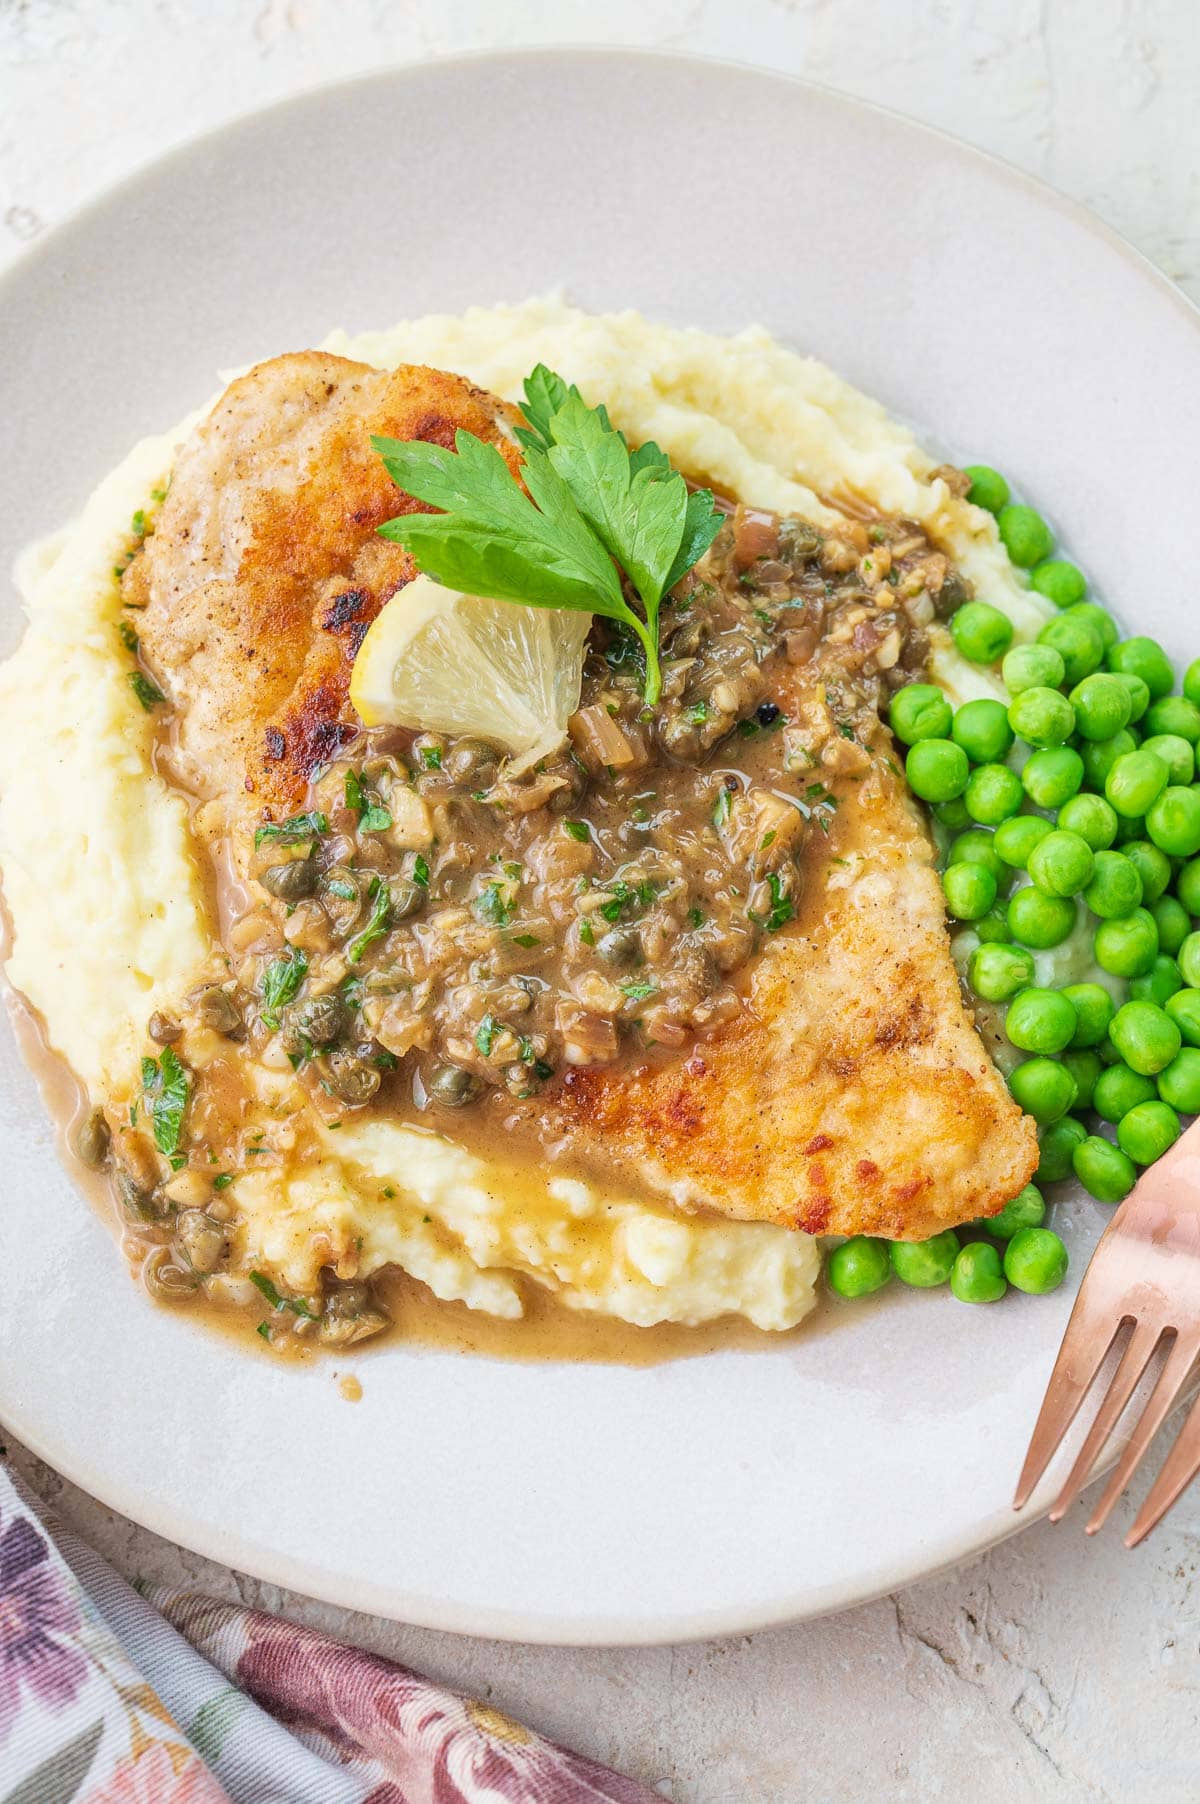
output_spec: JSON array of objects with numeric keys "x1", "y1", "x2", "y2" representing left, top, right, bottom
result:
[{"x1": 545, "y1": 746, "x2": 1039, "y2": 1241}]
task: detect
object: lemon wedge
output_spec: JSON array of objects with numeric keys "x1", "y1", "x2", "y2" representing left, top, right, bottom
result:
[{"x1": 349, "y1": 574, "x2": 592, "y2": 775}]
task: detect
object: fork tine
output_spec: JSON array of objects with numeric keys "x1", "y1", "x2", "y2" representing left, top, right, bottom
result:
[
  {"x1": 1047, "y1": 1318, "x2": 1163, "y2": 1522},
  {"x1": 1013, "y1": 1295, "x2": 1123, "y2": 1510},
  {"x1": 1126, "y1": 1374, "x2": 1200, "y2": 1546},
  {"x1": 1086, "y1": 1331, "x2": 1200, "y2": 1535}
]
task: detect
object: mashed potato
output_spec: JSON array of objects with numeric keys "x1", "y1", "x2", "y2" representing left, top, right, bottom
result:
[{"x1": 0, "y1": 299, "x2": 1052, "y2": 1333}]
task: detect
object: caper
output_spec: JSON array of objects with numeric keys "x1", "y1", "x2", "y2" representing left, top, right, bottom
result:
[
  {"x1": 780, "y1": 519, "x2": 823, "y2": 564},
  {"x1": 596, "y1": 927, "x2": 640, "y2": 964},
  {"x1": 317, "y1": 1298, "x2": 387, "y2": 1342},
  {"x1": 324, "y1": 1048, "x2": 381, "y2": 1106},
  {"x1": 389, "y1": 878, "x2": 424, "y2": 921},
  {"x1": 143, "y1": 1244, "x2": 199, "y2": 1301},
  {"x1": 116, "y1": 1169, "x2": 159, "y2": 1221},
  {"x1": 196, "y1": 985, "x2": 244, "y2": 1039},
  {"x1": 293, "y1": 992, "x2": 346, "y2": 1046},
  {"x1": 444, "y1": 737, "x2": 497, "y2": 785},
  {"x1": 74, "y1": 1108, "x2": 111, "y2": 1169},
  {"x1": 260, "y1": 858, "x2": 318, "y2": 900},
  {"x1": 428, "y1": 1063, "x2": 483, "y2": 1107},
  {"x1": 147, "y1": 1011, "x2": 181, "y2": 1044},
  {"x1": 176, "y1": 1209, "x2": 227, "y2": 1275}
]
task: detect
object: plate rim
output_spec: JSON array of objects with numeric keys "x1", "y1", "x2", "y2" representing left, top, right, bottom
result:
[{"x1": 2, "y1": 46, "x2": 1199, "y2": 1647}]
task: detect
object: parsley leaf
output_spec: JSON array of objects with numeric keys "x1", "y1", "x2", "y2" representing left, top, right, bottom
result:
[
  {"x1": 475, "y1": 1014, "x2": 499, "y2": 1056},
  {"x1": 344, "y1": 769, "x2": 392, "y2": 833},
  {"x1": 129, "y1": 671, "x2": 165, "y2": 711},
  {"x1": 142, "y1": 1046, "x2": 189, "y2": 1156},
  {"x1": 347, "y1": 884, "x2": 391, "y2": 964},
  {"x1": 620, "y1": 979, "x2": 657, "y2": 1002},
  {"x1": 260, "y1": 949, "x2": 308, "y2": 1026},
  {"x1": 563, "y1": 820, "x2": 591, "y2": 843},
  {"x1": 254, "y1": 810, "x2": 328, "y2": 850},
  {"x1": 248, "y1": 1270, "x2": 316, "y2": 1320},
  {"x1": 372, "y1": 367, "x2": 722, "y2": 706}
]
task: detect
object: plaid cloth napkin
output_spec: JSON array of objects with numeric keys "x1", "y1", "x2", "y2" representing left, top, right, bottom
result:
[{"x1": 0, "y1": 1462, "x2": 657, "y2": 1802}]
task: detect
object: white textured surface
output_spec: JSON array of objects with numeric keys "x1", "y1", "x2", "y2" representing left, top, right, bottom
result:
[{"x1": 3, "y1": 5, "x2": 1200, "y2": 1800}]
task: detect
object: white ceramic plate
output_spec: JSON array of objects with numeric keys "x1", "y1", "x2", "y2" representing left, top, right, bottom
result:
[{"x1": 3, "y1": 51, "x2": 1200, "y2": 1646}]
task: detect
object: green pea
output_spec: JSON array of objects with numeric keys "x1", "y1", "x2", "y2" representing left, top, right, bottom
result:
[
  {"x1": 827, "y1": 1236, "x2": 892, "y2": 1298},
  {"x1": 994, "y1": 814, "x2": 1053, "y2": 867},
  {"x1": 1093, "y1": 1062, "x2": 1158, "y2": 1123},
  {"x1": 1057, "y1": 792, "x2": 1118, "y2": 850},
  {"x1": 1036, "y1": 1115, "x2": 1088, "y2": 1183},
  {"x1": 1061, "y1": 1048, "x2": 1102, "y2": 1109},
  {"x1": 1109, "y1": 668, "x2": 1151, "y2": 720},
  {"x1": 952, "y1": 698, "x2": 1015, "y2": 765},
  {"x1": 975, "y1": 910, "x2": 1014, "y2": 943},
  {"x1": 1140, "y1": 734, "x2": 1195, "y2": 785},
  {"x1": 1184, "y1": 658, "x2": 1200, "y2": 710},
  {"x1": 1157, "y1": 1046, "x2": 1200, "y2": 1113},
  {"x1": 1105, "y1": 749, "x2": 1170, "y2": 819},
  {"x1": 1122, "y1": 840, "x2": 1172, "y2": 904},
  {"x1": 1062, "y1": 982, "x2": 1115, "y2": 1048},
  {"x1": 890, "y1": 683, "x2": 953, "y2": 746},
  {"x1": 1106, "y1": 636, "x2": 1175, "y2": 701},
  {"x1": 1037, "y1": 614, "x2": 1104, "y2": 686},
  {"x1": 1002, "y1": 643, "x2": 1066, "y2": 694},
  {"x1": 943, "y1": 862, "x2": 997, "y2": 921},
  {"x1": 933, "y1": 796, "x2": 973, "y2": 832},
  {"x1": 1179, "y1": 932, "x2": 1200, "y2": 988},
  {"x1": 1029, "y1": 559, "x2": 1086, "y2": 608},
  {"x1": 948, "y1": 829, "x2": 1008, "y2": 882},
  {"x1": 1175, "y1": 859, "x2": 1200, "y2": 915},
  {"x1": 1166, "y1": 988, "x2": 1200, "y2": 1047},
  {"x1": 1117, "y1": 1099, "x2": 1181, "y2": 1165},
  {"x1": 1022, "y1": 746, "x2": 1084, "y2": 809},
  {"x1": 1009, "y1": 1056, "x2": 1078, "y2": 1123},
  {"x1": 1065, "y1": 602, "x2": 1119, "y2": 655},
  {"x1": 1073, "y1": 1134, "x2": 1137, "y2": 1203},
  {"x1": 1069, "y1": 673, "x2": 1133, "y2": 743},
  {"x1": 964, "y1": 762, "x2": 1024, "y2": 824},
  {"x1": 1080, "y1": 729, "x2": 1138, "y2": 792},
  {"x1": 1007, "y1": 887, "x2": 1076, "y2": 950},
  {"x1": 1146, "y1": 786, "x2": 1200, "y2": 857},
  {"x1": 1004, "y1": 1227, "x2": 1068, "y2": 1294},
  {"x1": 905, "y1": 738, "x2": 970, "y2": 803},
  {"x1": 988, "y1": 1183, "x2": 1046, "y2": 1238},
  {"x1": 1027, "y1": 829, "x2": 1094, "y2": 897},
  {"x1": 1109, "y1": 999, "x2": 1181, "y2": 1075},
  {"x1": 1129, "y1": 955, "x2": 1183, "y2": 1008},
  {"x1": 951, "y1": 601, "x2": 1015, "y2": 665},
  {"x1": 963, "y1": 464, "x2": 1009, "y2": 514},
  {"x1": 1082, "y1": 850, "x2": 1143, "y2": 919},
  {"x1": 1144, "y1": 696, "x2": 1200, "y2": 743},
  {"x1": 969, "y1": 942, "x2": 1035, "y2": 1002},
  {"x1": 890, "y1": 1231, "x2": 960, "y2": 1288},
  {"x1": 1005, "y1": 987, "x2": 1077, "y2": 1055},
  {"x1": 1008, "y1": 686, "x2": 1076, "y2": 749},
  {"x1": 951, "y1": 1241, "x2": 1008, "y2": 1303},
  {"x1": 1151, "y1": 896, "x2": 1190, "y2": 956},
  {"x1": 1094, "y1": 907, "x2": 1159, "y2": 977},
  {"x1": 998, "y1": 503, "x2": 1053, "y2": 568}
]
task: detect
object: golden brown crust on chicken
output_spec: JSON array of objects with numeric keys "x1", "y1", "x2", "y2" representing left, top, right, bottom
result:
[
  {"x1": 543, "y1": 741, "x2": 1038, "y2": 1240},
  {"x1": 133, "y1": 352, "x2": 522, "y2": 818}
]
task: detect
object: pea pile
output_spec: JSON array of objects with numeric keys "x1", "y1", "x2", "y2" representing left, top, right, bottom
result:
[{"x1": 829, "y1": 462, "x2": 1200, "y2": 1308}]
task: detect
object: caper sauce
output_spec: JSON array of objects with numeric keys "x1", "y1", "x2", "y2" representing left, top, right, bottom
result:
[{"x1": 97, "y1": 494, "x2": 966, "y2": 1345}]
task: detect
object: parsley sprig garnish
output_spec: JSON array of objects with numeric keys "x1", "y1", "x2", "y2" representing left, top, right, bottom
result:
[{"x1": 372, "y1": 366, "x2": 722, "y2": 706}]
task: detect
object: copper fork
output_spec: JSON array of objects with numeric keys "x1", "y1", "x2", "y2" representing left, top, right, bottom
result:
[{"x1": 1014, "y1": 1115, "x2": 1200, "y2": 1545}]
